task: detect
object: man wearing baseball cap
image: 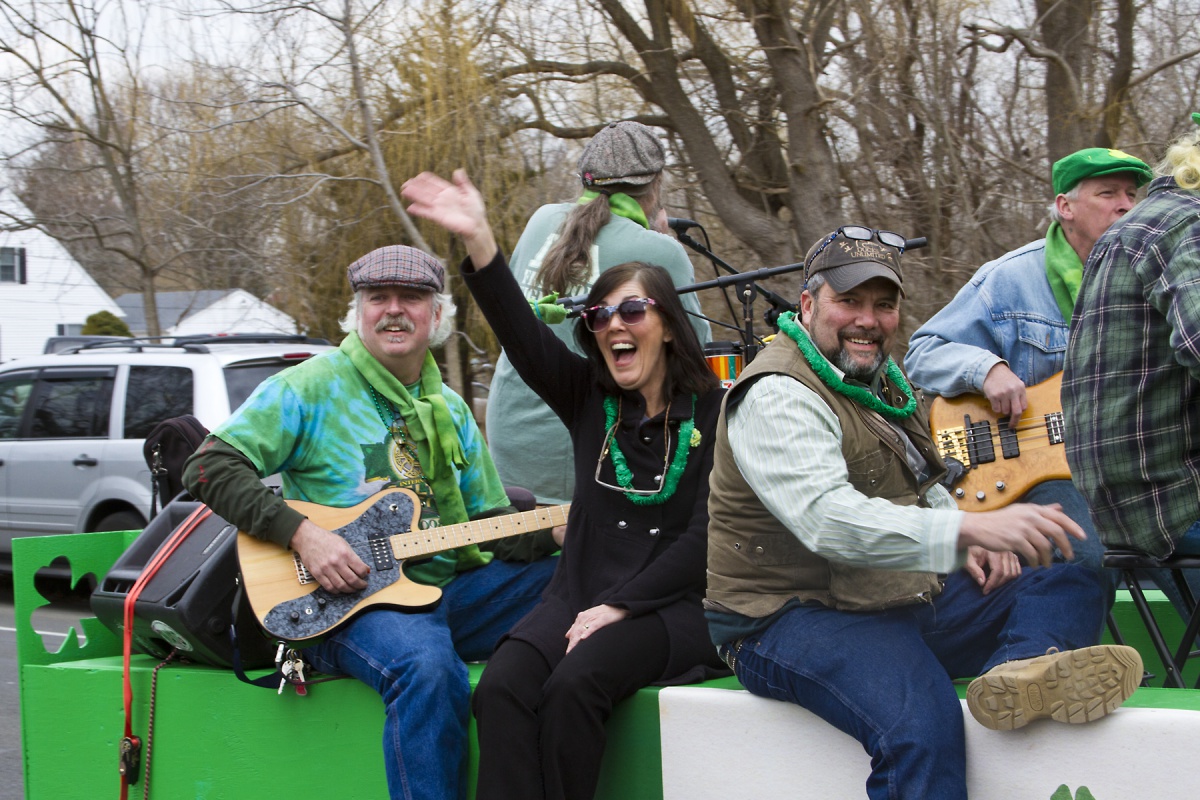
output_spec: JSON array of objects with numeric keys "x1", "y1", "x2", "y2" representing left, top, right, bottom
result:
[
  {"x1": 183, "y1": 245, "x2": 557, "y2": 800},
  {"x1": 905, "y1": 147, "x2": 1154, "y2": 599},
  {"x1": 705, "y1": 227, "x2": 1139, "y2": 799}
]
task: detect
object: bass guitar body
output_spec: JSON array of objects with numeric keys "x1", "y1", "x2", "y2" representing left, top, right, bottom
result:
[{"x1": 927, "y1": 372, "x2": 1071, "y2": 511}]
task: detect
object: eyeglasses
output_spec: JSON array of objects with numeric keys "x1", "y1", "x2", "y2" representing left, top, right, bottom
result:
[
  {"x1": 582, "y1": 298, "x2": 659, "y2": 333},
  {"x1": 594, "y1": 396, "x2": 672, "y2": 496},
  {"x1": 804, "y1": 225, "x2": 907, "y2": 282}
]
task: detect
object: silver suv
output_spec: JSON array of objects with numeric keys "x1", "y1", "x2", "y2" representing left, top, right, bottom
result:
[{"x1": 0, "y1": 335, "x2": 333, "y2": 560}]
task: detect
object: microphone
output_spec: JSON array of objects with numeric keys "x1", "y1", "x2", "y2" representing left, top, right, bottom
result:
[{"x1": 667, "y1": 217, "x2": 701, "y2": 233}]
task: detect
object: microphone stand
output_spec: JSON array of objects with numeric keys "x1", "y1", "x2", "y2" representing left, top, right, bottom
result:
[
  {"x1": 557, "y1": 230, "x2": 928, "y2": 367},
  {"x1": 557, "y1": 260, "x2": 807, "y2": 365}
]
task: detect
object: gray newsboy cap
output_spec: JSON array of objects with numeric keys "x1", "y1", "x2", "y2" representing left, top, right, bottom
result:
[
  {"x1": 346, "y1": 245, "x2": 445, "y2": 293},
  {"x1": 578, "y1": 121, "x2": 665, "y2": 188}
]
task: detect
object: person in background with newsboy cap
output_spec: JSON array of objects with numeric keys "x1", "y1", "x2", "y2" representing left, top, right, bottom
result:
[
  {"x1": 485, "y1": 121, "x2": 710, "y2": 519},
  {"x1": 705, "y1": 228, "x2": 1141, "y2": 800},
  {"x1": 905, "y1": 147, "x2": 1155, "y2": 606},
  {"x1": 183, "y1": 245, "x2": 558, "y2": 800}
]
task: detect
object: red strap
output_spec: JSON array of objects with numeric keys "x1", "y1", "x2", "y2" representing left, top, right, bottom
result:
[{"x1": 120, "y1": 505, "x2": 213, "y2": 798}]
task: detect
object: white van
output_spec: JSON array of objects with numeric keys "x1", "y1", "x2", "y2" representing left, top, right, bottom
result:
[{"x1": 0, "y1": 335, "x2": 333, "y2": 562}]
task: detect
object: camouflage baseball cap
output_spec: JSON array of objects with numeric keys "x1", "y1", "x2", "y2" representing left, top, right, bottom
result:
[
  {"x1": 346, "y1": 246, "x2": 445, "y2": 293},
  {"x1": 805, "y1": 229, "x2": 904, "y2": 295}
]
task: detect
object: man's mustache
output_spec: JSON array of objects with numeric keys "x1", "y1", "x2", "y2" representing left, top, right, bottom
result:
[{"x1": 376, "y1": 315, "x2": 416, "y2": 333}]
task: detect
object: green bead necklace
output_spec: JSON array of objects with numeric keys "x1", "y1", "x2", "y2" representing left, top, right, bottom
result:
[
  {"x1": 776, "y1": 311, "x2": 917, "y2": 420},
  {"x1": 601, "y1": 394, "x2": 697, "y2": 506}
]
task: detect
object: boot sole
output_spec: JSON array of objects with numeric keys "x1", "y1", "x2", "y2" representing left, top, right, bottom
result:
[{"x1": 966, "y1": 645, "x2": 1143, "y2": 731}]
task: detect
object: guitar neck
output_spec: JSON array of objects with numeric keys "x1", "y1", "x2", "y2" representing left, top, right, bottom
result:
[{"x1": 390, "y1": 504, "x2": 569, "y2": 559}]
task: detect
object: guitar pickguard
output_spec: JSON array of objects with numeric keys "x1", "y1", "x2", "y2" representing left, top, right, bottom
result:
[{"x1": 261, "y1": 490, "x2": 433, "y2": 639}]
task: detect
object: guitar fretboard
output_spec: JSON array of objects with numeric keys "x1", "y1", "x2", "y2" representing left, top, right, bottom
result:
[{"x1": 390, "y1": 504, "x2": 569, "y2": 559}]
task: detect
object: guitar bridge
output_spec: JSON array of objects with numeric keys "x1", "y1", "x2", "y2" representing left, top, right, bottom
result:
[{"x1": 294, "y1": 553, "x2": 313, "y2": 585}]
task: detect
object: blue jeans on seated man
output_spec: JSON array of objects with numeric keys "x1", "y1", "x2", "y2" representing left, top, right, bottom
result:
[
  {"x1": 1022, "y1": 480, "x2": 1119, "y2": 605},
  {"x1": 303, "y1": 556, "x2": 558, "y2": 800},
  {"x1": 724, "y1": 562, "x2": 1105, "y2": 800}
]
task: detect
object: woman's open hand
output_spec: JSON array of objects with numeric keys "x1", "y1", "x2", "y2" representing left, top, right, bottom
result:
[{"x1": 401, "y1": 170, "x2": 497, "y2": 268}]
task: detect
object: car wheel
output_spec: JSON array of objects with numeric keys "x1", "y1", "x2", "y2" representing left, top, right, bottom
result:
[{"x1": 94, "y1": 510, "x2": 146, "y2": 533}]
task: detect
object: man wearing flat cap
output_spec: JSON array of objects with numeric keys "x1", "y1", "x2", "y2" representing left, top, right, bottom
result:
[
  {"x1": 184, "y1": 245, "x2": 556, "y2": 800},
  {"x1": 705, "y1": 227, "x2": 1139, "y2": 799},
  {"x1": 905, "y1": 147, "x2": 1154, "y2": 596}
]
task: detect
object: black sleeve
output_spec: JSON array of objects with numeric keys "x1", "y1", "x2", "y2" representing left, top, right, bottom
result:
[{"x1": 461, "y1": 250, "x2": 593, "y2": 430}]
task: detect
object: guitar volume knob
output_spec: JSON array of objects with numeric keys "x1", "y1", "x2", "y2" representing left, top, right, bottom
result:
[
  {"x1": 954, "y1": 488, "x2": 965, "y2": 498},
  {"x1": 995, "y1": 481, "x2": 1006, "y2": 491},
  {"x1": 975, "y1": 491, "x2": 986, "y2": 501}
]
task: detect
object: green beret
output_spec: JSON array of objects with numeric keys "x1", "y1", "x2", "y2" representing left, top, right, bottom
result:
[{"x1": 1052, "y1": 148, "x2": 1153, "y2": 196}]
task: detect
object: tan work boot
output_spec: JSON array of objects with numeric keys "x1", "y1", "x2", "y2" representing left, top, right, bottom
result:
[{"x1": 966, "y1": 644, "x2": 1143, "y2": 730}]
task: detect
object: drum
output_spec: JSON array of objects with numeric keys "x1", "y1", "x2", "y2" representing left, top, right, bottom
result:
[{"x1": 704, "y1": 341, "x2": 743, "y2": 388}]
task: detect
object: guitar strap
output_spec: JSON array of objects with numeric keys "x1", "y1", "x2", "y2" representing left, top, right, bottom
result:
[{"x1": 119, "y1": 504, "x2": 213, "y2": 799}]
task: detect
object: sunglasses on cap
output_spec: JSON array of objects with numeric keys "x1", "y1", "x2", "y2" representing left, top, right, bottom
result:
[
  {"x1": 805, "y1": 225, "x2": 907, "y2": 281},
  {"x1": 582, "y1": 298, "x2": 659, "y2": 333}
]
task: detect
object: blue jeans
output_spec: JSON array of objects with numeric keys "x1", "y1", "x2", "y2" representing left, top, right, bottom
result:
[
  {"x1": 725, "y1": 563, "x2": 1104, "y2": 800},
  {"x1": 1023, "y1": 480, "x2": 1119, "y2": 605},
  {"x1": 303, "y1": 556, "x2": 558, "y2": 800}
]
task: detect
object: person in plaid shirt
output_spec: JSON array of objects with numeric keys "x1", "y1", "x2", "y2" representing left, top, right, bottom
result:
[{"x1": 1063, "y1": 114, "x2": 1200, "y2": 560}]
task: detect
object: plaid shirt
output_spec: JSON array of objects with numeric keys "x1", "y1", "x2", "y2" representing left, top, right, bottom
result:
[{"x1": 1062, "y1": 176, "x2": 1200, "y2": 556}]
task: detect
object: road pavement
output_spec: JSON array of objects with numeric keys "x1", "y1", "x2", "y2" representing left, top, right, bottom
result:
[{"x1": 1, "y1": 574, "x2": 96, "y2": 800}]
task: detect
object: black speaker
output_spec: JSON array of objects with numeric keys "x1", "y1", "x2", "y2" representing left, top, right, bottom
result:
[{"x1": 91, "y1": 497, "x2": 277, "y2": 668}]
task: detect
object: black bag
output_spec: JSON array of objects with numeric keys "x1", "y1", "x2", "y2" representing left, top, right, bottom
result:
[{"x1": 143, "y1": 415, "x2": 209, "y2": 519}]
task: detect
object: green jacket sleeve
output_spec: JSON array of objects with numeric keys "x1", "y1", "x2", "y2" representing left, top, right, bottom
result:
[{"x1": 182, "y1": 435, "x2": 307, "y2": 548}]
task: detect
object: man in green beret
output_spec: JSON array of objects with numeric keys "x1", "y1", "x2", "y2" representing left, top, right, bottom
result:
[{"x1": 905, "y1": 147, "x2": 1154, "y2": 603}]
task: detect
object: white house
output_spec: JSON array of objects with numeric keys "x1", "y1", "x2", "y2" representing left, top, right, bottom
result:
[
  {"x1": 0, "y1": 189, "x2": 126, "y2": 362},
  {"x1": 114, "y1": 289, "x2": 298, "y2": 338}
]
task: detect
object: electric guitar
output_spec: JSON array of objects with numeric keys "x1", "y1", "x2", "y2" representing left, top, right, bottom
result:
[
  {"x1": 237, "y1": 487, "x2": 568, "y2": 641},
  {"x1": 928, "y1": 372, "x2": 1070, "y2": 511}
]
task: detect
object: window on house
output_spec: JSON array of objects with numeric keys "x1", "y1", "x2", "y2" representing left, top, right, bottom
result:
[{"x1": 1, "y1": 247, "x2": 27, "y2": 283}]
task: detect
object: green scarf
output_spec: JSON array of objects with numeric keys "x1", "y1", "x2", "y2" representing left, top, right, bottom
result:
[
  {"x1": 578, "y1": 190, "x2": 650, "y2": 229},
  {"x1": 341, "y1": 332, "x2": 470, "y2": 526},
  {"x1": 1044, "y1": 221, "x2": 1085, "y2": 323}
]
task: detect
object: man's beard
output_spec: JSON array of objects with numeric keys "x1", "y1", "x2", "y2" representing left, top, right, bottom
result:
[
  {"x1": 810, "y1": 305, "x2": 887, "y2": 381},
  {"x1": 832, "y1": 345, "x2": 886, "y2": 382}
]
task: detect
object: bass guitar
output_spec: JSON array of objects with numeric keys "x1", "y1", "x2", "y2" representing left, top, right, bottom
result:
[
  {"x1": 928, "y1": 372, "x2": 1070, "y2": 511},
  {"x1": 237, "y1": 487, "x2": 568, "y2": 641}
]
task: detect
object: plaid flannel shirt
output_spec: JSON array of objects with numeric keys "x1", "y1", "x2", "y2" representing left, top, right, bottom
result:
[{"x1": 1063, "y1": 176, "x2": 1200, "y2": 556}]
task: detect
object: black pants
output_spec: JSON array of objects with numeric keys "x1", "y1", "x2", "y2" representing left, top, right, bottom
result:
[{"x1": 472, "y1": 613, "x2": 670, "y2": 800}]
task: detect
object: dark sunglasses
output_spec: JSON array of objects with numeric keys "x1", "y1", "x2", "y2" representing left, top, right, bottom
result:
[
  {"x1": 582, "y1": 298, "x2": 659, "y2": 333},
  {"x1": 805, "y1": 225, "x2": 907, "y2": 282}
]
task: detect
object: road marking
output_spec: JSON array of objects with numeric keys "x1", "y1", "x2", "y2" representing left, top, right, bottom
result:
[{"x1": 0, "y1": 625, "x2": 69, "y2": 638}]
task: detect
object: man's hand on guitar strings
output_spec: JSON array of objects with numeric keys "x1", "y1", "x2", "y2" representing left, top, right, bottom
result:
[{"x1": 290, "y1": 519, "x2": 371, "y2": 594}]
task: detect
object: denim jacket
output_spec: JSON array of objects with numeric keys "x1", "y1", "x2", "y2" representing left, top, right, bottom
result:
[{"x1": 905, "y1": 239, "x2": 1068, "y2": 396}]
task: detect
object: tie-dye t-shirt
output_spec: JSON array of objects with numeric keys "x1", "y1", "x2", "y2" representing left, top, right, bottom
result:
[{"x1": 213, "y1": 347, "x2": 509, "y2": 587}]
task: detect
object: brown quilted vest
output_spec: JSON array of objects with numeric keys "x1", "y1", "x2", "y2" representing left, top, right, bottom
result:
[{"x1": 706, "y1": 332, "x2": 948, "y2": 618}]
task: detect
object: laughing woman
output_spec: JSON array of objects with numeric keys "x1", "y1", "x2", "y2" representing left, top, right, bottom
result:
[{"x1": 402, "y1": 170, "x2": 728, "y2": 800}]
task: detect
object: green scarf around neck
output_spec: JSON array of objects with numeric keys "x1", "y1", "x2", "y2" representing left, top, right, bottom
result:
[
  {"x1": 340, "y1": 331, "x2": 470, "y2": 524},
  {"x1": 1044, "y1": 221, "x2": 1085, "y2": 323},
  {"x1": 579, "y1": 190, "x2": 650, "y2": 229}
]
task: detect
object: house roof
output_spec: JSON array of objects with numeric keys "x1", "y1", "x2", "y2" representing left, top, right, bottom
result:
[{"x1": 115, "y1": 290, "x2": 232, "y2": 332}]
